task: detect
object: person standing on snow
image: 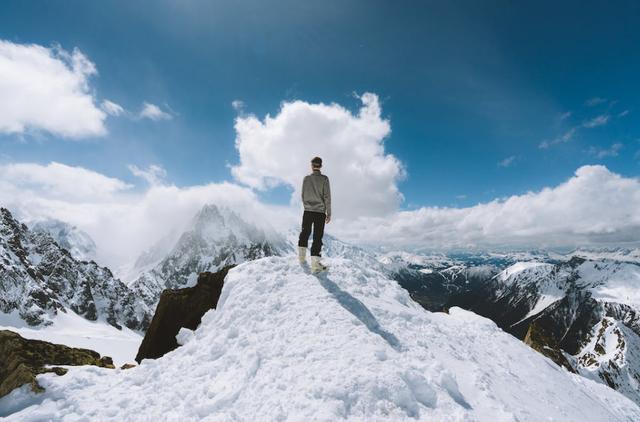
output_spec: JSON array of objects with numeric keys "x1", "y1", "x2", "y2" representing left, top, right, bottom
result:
[{"x1": 298, "y1": 156, "x2": 331, "y2": 273}]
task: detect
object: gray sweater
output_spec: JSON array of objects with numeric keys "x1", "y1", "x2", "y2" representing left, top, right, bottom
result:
[{"x1": 301, "y1": 170, "x2": 331, "y2": 217}]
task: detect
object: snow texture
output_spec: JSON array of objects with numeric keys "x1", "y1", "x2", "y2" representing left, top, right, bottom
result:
[
  {"x1": 0, "y1": 309, "x2": 141, "y2": 366},
  {"x1": 4, "y1": 256, "x2": 639, "y2": 421}
]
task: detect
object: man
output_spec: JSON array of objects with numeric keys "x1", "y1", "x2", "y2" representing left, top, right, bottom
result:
[{"x1": 298, "y1": 156, "x2": 331, "y2": 273}]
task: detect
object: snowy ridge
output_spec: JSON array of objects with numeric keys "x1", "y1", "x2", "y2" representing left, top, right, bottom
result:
[
  {"x1": 129, "y1": 204, "x2": 290, "y2": 307},
  {"x1": 0, "y1": 208, "x2": 149, "y2": 330},
  {"x1": 29, "y1": 218, "x2": 97, "y2": 262},
  {"x1": 4, "y1": 256, "x2": 639, "y2": 421}
]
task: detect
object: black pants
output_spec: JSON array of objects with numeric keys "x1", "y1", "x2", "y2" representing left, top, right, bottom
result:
[{"x1": 298, "y1": 211, "x2": 325, "y2": 256}]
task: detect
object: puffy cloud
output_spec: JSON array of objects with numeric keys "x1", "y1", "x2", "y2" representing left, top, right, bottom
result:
[
  {"x1": 333, "y1": 165, "x2": 640, "y2": 249},
  {"x1": 139, "y1": 102, "x2": 172, "y2": 121},
  {"x1": 101, "y1": 100, "x2": 125, "y2": 116},
  {"x1": 230, "y1": 93, "x2": 405, "y2": 219},
  {"x1": 0, "y1": 162, "x2": 131, "y2": 201},
  {"x1": 0, "y1": 162, "x2": 294, "y2": 270},
  {"x1": 0, "y1": 40, "x2": 107, "y2": 138}
]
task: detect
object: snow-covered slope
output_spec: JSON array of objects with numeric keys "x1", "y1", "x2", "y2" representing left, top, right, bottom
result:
[
  {"x1": 0, "y1": 208, "x2": 149, "y2": 330},
  {"x1": 0, "y1": 309, "x2": 141, "y2": 366},
  {"x1": 29, "y1": 218, "x2": 97, "y2": 262},
  {"x1": 129, "y1": 204, "x2": 291, "y2": 307},
  {"x1": 4, "y1": 256, "x2": 639, "y2": 421}
]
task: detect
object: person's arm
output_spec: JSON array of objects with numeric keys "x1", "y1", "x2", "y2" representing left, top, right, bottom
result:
[
  {"x1": 324, "y1": 176, "x2": 331, "y2": 223},
  {"x1": 301, "y1": 176, "x2": 306, "y2": 204}
]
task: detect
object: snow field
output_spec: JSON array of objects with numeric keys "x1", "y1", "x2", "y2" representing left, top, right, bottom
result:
[{"x1": 3, "y1": 256, "x2": 640, "y2": 421}]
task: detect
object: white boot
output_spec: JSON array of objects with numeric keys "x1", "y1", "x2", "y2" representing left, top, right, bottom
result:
[
  {"x1": 298, "y1": 247, "x2": 307, "y2": 263},
  {"x1": 310, "y1": 256, "x2": 328, "y2": 273}
]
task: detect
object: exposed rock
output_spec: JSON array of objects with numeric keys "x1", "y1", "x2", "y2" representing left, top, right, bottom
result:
[
  {"x1": 523, "y1": 320, "x2": 575, "y2": 372},
  {"x1": 120, "y1": 363, "x2": 136, "y2": 370},
  {"x1": 135, "y1": 266, "x2": 233, "y2": 363},
  {"x1": 0, "y1": 207, "x2": 151, "y2": 330},
  {"x1": 0, "y1": 330, "x2": 114, "y2": 398}
]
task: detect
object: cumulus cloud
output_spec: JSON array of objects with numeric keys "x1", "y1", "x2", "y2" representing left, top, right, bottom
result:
[
  {"x1": 334, "y1": 165, "x2": 640, "y2": 249},
  {"x1": 230, "y1": 93, "x2": 405, "y2": 219},
  {"x1": 139, "y1": 102, "x2": 172, "y2": 121},
  {"x1": 0, "y1": 40, "x2": 107, "y2": 138},
  {"x1": 0, "y1": 162, "x2": 131, "y2": 201},
  {"x1": 0, "y1": 161, "x2": 295, "y2": 270}
]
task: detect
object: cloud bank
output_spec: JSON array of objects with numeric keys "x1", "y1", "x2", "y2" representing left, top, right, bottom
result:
[
  {"x1": 231, "y1": 93, "x2": 405, "y2": 219},
  {"x1": 335, "y1": 165, "x2": 640, "y2": 249},
  {"x1": 0, "y1": 40, "x2": 107, "y2": 138},
  {"x1": 0, "y1": 162, "x2": 294, "y2": 269}
]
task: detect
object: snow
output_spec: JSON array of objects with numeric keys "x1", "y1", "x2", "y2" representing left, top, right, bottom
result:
[
  {"x1": 576, "y1": 260, "x2": 640, "y2": 309},
  {"x1": 516, "y1": 291, "x2": 564, "y2": 324},
  {"x1": 497, "y1": 262, "x2": 550, "y2": 283},
  {"x1": 0, "y1": 309, "x2": 142, "y2": 366},
  {"x1": 4, "y1": 256, "x2": 639, "y2": 421}
]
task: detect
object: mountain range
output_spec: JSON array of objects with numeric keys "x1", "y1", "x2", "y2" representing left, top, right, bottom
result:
[{"x1": 3, "y1": 203, "x2": 640, "y2": 410}]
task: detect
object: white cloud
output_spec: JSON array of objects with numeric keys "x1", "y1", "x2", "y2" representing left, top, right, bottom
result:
[
  {"x1": 587, "y1": 143, "x2": 623, "y2": 159},
  {"x1": 585, "y1": 97, "x2": 607, "y2": 107},
  {"x1": 539, "y1": 127, "x2": 576, "y2": 149},
  {"x1": 334, "y1": 165, "x2": 640, "y2": 249},
  {"x1": 2, "y1": 160, "x2": 638, "y2": 268},
  {"x1": 0, "y1": 161, "x2": 293, "y2": 270},
  {"x1": 498, "y1": 156, "x2": 516, "y2": 168},
  {"x1": 232, "y1": 100, "x2": 245, "y2": 111},
  {"x1": 559, "y1": 111, "x2": 572, "y2": 120},
  {"x1": 618, "y1": 110, "x2": 630, "y2": 118},
  {"x1": 0, "y1": 40, "x2": 107, "y2": 138},
  {"x1": 583, "y1": 114, "x2": 610, "y2": 128},
  {"x1": 101, "y1": 100, "x2": 125, "y2": 116},
  {"x1": 139, "y1": 102, "x2": 172, "y2": 121},
  {"x1": 0, "y1": 162, "x2": 131, "y2": 201},
  {"x1": 128, "y1": 164, "x2": 167, "y2": 185},
  {"x1": 230, "y1": 93, "x2": 405, "y2": 219}
]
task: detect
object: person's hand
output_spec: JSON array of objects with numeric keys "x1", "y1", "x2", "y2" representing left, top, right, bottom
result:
[{"x1": 325, "y1": 215, "x2": 331, "y2": 224}]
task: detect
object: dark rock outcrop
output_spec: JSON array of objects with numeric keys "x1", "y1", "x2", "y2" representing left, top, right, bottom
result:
[
  {"x1": 0, "y1": 330, "x2": 114, "y2": 398},
  {"x1": 135, "y1": 266, "x2": 233, "y2": 363}
]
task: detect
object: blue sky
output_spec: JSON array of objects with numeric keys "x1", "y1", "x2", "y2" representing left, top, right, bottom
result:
[{"x1": 1, "y1": 0, "x2": 639, "y2": 210}]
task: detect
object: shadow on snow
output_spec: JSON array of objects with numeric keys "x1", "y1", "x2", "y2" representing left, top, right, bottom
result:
[{"x1": 312, "y1": 269, "x2": 403, "y2": 352}]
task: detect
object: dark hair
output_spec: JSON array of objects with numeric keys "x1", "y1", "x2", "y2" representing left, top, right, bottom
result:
[{"x1": 311, "y1": 156, "x2": 322, "y2": 167}]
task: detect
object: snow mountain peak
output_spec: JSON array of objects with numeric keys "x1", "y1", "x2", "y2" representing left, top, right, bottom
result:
[{"x1": 129, "y1": 203, "x2": 291, "y2": 307}]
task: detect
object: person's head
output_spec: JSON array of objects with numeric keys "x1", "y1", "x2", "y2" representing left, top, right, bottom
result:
[{"x1": 311, "y1": 156, "x2": 322, "y2": 171}]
